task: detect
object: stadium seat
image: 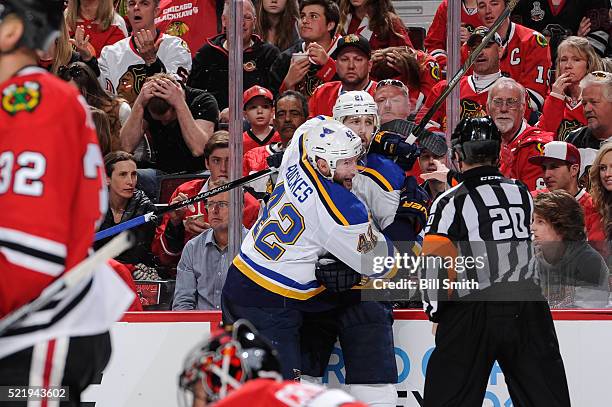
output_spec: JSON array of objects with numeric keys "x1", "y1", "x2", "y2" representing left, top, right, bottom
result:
[{"x1": 157, "y1": 173, "x2": 209, "y2": 204}]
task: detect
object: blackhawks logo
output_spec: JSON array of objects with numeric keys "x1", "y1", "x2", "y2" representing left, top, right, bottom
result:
[
  {"x1": 535, "y1": 32, "x2": 548, "y2": 48},
  {"x1": 558, "y1": 119, "x2": 582, "y2": 140},
  {"x1": 2, "y1": 81, "x2": 41, "y2": 115},
  {"x1": 460, "y1": 99, "x2": 486, "y2": 120}
]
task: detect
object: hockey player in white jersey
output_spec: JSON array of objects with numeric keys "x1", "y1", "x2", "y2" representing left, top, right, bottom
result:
[
  {"x1": 221, "y1": 118, "x2": 399, "y2": 383},
  {"x1": 297, "y1": 93, "x2": 430, "y2": 406}
]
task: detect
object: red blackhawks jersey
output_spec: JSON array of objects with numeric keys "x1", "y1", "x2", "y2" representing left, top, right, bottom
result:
[
  {"x1": 0, "y1": 67, "x2": 107, "y2": 317},
  {"x1": 499, "y1": 121, "x2": 554, "y2": 191},
  {"x1": 461, "y1": 22, "x2": 552, "y2": 112},
  {"x1": 424, "y1": 0, "x2": 483, "y2": 68},
  {"x1": 415, "y1": 73, "x2": 501, "y2": 131},
  {"x1": 155, "y1": 0, "x2": 219, "y2": 57},
  {"x1": 216, "y1": 379, "x2": 367, "y2": 407},
  {"x1": 243, "y1": 143, "x2": 284, "y2": 194},
  {"x1": 308, "y1": 80, "x2": 377, "y2": 118},
  {"x1": 0, "y1": 68, "x2": 133, "y2": 358},
  {"x1": 243, "y1": 128, "x2": 281, "y2": 154},
  {"x1": 537, "y1": 93, "x2": 585, "y2": 140}
]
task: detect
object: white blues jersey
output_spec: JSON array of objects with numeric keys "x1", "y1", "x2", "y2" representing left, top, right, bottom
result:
[{"x1": 232, "y1": 122, "x2": 397, "y2": 302}]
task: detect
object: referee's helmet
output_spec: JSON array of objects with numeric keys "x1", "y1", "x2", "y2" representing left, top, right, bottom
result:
[
  {"x1": 0, "y1": 0, "x2": 64, "y2": 52},
  {"x1": 451, "y1": 116, "x2": 501, "y2": 164}
]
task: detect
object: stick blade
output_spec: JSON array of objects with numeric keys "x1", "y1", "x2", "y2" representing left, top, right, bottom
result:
[{"x1": 418, "y1": 131, "x2": 449, "y2": 157}]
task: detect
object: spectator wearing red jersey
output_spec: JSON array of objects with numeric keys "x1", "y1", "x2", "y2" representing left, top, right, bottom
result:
[
  {"x1": 151, "y1": 131, "x2": 260, "y2": 266},
  {"x1": 308, "y1": 34, "x2": 376, "y2": 117},
  {"x1": 417, "y1": 27, "x2": 505, "y2": 132},
  {"x1": 424, "y1": 0, "x2": 482, "y2": 69},
  {"x1": 538, "y1": 36, "x2": 604, "y2": 140},
  {"x1": 474, "y1": 0, "x2": 552, "y2": 113},
  {"x1": 337, "y1": 0, "x2": 412, "y2": 52},
  {"x1": 489, "y1": 78, "x2": 554, "y2": 191},
  {"x1": 529, "y1": 141, "x2": 606, "y2": 242},
  {"x1": 242, "y1": 85, "x2": 280, "y2": 154},
  {"x1": 65, "y1": 0, "x2": 127, "y2": 58}
]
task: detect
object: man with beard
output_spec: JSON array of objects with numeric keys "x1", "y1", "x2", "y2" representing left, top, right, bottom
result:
[
  {"x1": 308, "y1": 34, "x2": 376, "y2": 117},
  {"x1": 488, "y1": 77, "x2": 554, "y2": 190}
]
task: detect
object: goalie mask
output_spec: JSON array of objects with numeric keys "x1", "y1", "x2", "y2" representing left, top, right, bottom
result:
[
  {"x1": 178, "y1": 319, "x2": 282, "y2": 405},
  {"x1": 304, "y1": 119, "x2": 364, "y2": 181},
  {"x1": 333, "y1": 91, "x2": 380, "y2": 147}
]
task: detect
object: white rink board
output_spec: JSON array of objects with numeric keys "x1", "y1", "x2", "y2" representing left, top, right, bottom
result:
[{"x1": 82, "y1": 314, "x2": 612, "y2": 406}]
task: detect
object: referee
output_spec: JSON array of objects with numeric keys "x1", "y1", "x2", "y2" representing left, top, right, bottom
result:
[{"x1": 420, "y1": 117, "x2": 570, "y2": 407}]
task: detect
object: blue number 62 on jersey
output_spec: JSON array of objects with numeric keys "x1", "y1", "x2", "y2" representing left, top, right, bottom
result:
[{"x1": 252, "y1": 183, "x2": 305, "y2": 261}]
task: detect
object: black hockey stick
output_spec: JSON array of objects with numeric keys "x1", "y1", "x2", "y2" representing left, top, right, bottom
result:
[
  {"x1": 94, "y1": 167, "x2": 278, "y2": 241},
  {"x1": 412, "y1": 0, "x2": 520, "y2": 156}
]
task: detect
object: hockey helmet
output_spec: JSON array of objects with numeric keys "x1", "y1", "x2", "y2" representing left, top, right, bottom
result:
[
  {"x1": 0, "y1": 0, "x2": 64, "y2": 52},
  {"x1": 304, "y1": 118, "x2": 364, "y2": 180},
  {"x1": 178, "y1": 319, "x2": 282, "y2": 404},
  {"x1": 333, "y1": 91, "x2": 380, "y2": 130},
  {"x1": 451, "y1": 116, "x2": 501, "y2": 164}
]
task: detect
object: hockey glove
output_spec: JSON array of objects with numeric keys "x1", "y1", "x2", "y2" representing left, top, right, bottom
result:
[
  {"x1": 396, "y1": 176, "x2": 430, "y2": 234},
  {"x1": 315, "y1": 254, "x2": 365, "y2": 293},
  {"x1": 266, "y1": 151, "x2": 284, "y2": 169},
  {"x1": 369, "y1": 131, "x2": 421, "y2": 171}
]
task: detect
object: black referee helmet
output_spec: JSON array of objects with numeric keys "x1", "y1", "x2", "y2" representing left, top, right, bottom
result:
[
  {"x1": 451, "y1": 116, "x2": 501, "y2": 165},
  {"x1": 0, "y1": 0, "x2": 64, "y2": 52}
]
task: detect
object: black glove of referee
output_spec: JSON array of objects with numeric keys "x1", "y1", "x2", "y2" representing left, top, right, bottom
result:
[{"x1": 315, "y1": 254, "x2": 364, "y2": 293}]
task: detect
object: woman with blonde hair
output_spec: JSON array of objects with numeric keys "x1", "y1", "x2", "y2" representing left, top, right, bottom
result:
[
  {"x1": 65, "y1": 0, "x2": 127, "y2": 58},
  {"x1": 338, "y1": 0, "x2": 413, "y2": 51},
  {"x1": 589, "y1": 142, "x2": 612, "y2": 242},
  {"x1": 538, "y1": 36, "x2": 604, "y2": 140},
  {"x1": 255, "y1": 0, "x2": 300, "y2": 52},
  {"x1": 39, "y1": 17, "x2": 100, "y2": 75}
]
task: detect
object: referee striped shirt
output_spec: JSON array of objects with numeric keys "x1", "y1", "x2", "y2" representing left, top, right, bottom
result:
[{"x1": 420, "y1": 165, "x2": 536, "y2": 321}]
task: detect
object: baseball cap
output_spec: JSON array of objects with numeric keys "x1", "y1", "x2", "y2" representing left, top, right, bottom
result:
[
  {"x1": 333, "y1": 34, "x2": 371, "y2": 58},
  {"x1": 528, "y1": 141, "x2": 581, "y2": 166},
  {"x1": 467, "y1": 26, "x2": 503, "y2": 48},
  {"x1": 243, "y1": 85, "x2": 273, "y2": 108}
]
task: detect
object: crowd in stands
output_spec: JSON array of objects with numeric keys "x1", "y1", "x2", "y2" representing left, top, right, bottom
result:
[{"x1": 48, "y1": 0, "x2": 611, "y2": 310}]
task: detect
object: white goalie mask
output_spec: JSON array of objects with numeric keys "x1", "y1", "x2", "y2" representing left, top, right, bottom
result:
[
  {"x1": 304, "y1": 118, "x2": 364, "y2": 180},
  {"x1": 332, "y1": 91, "x2": 380, "y2": 132}
]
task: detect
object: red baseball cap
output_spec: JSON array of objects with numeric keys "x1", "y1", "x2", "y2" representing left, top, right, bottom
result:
[
  {"x1": 243, "y1": 85, "x2": 273, "y2": 108},
  {"x1": 528, "y1": 141, "x2": 581, "y2": 166}
]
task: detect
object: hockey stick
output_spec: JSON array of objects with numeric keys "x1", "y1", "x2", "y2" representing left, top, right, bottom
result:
[
  {"x1": 411, "y1": 0, "x2": 520, "y2": 156},
  {"x1": 94, "y1": 167, "x2": 278, "y2": 241},
  {"x1": 0, "y1": 231, "x2": 133, "y2": 336}
]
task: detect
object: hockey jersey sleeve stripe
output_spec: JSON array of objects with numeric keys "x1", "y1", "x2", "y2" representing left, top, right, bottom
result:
[
  {"x1": 357, "y1": 167, "x2": 394, "y2": 192},
  {"x1": 0, "y1": 227, "x2": 66, "y2": 276},
  {"x1": 234, "y1": 253, "x2": 326, "y2": 300}
]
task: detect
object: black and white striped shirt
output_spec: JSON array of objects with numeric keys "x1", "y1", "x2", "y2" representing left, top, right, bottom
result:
[{"x1": 421, "y1": 166, "x2": 536, "y2": 321}]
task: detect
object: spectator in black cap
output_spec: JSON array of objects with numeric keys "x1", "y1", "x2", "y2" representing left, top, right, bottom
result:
[{"x1": 308, "y1": 33, "x2": 375, "y2": 117}]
